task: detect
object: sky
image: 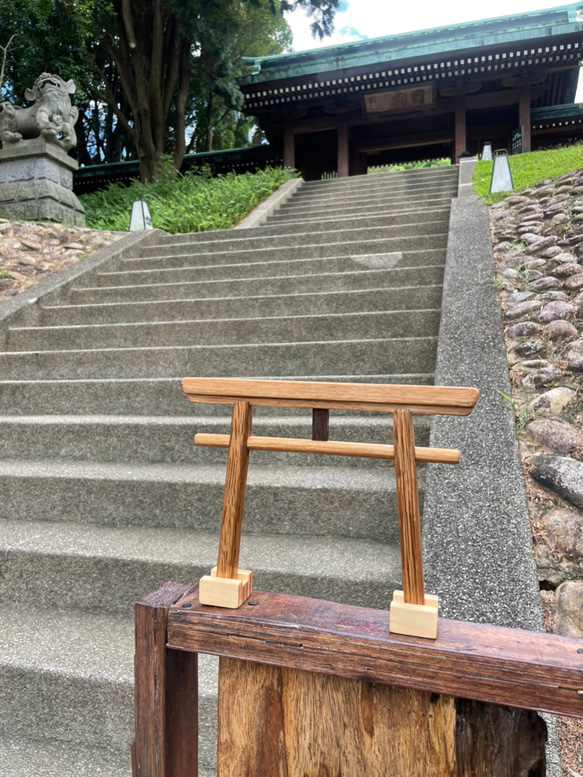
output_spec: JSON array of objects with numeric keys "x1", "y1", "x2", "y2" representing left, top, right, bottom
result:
[
  {"x1": 285, "y1": 0, "x2": 582, "y2": 52},
  {"x1": 285, "y1": 0, "x2": 583, "y2": 99}
]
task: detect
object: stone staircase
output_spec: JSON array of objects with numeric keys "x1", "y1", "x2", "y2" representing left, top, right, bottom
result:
[{"x1": 0, "y1": 165, "x2": 458, "y2": 775}]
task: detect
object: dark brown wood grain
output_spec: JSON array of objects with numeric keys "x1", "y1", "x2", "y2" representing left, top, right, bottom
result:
[
  {"x1": 311, "y1": 408, "x2": 329, "y2": 441},
  {"x1": 134, "y1": 582, "x2": 198, "y2": 777},
  {"x1": 216, "y1": 400, "x2": 252, "y2": 578},
  {"x1": 455, "y1": 699, "x2": 546, "y2": 776},
  {"x1": 169, "y1": 587, "x2": 583, "y2": 719},
  {"x1": 393, "y1": 408, "x2": 425, "y2": 604}
]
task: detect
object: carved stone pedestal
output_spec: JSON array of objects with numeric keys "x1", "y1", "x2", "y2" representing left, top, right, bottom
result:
[{"x1": 0, "y1": 138, "x2": 85, "y2": 225}]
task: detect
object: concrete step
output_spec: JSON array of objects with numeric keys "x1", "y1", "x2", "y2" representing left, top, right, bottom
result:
[
  {"x1": 137, "y1": 219, "x2": 450, "y2": 257},
  {"x1": 288, "y1": 185, "x2": 458, "y2": 209},
  {"x1": 293, "y1": 170, "x2": 458, "y2": 192},
  {"x1": 0, "y1": 603, "x2": 218, "y2": 774},
  {"x1": 117, "y1": 233, "x2": 448, "y2": 271},
  {"x1": 0, "y1": 335, "x2": 438, "y2": 379},
  {"x1": 0, "y1": 737, "x2": 130, "y2": 777},
  {"x1": 0, "y1": 373, "x2": 434, "y2": 416},
  {"x1": 280, "y1": 185, "x2": 457, "y2": 209},
  {"x1": 102, "y1": 249, "x2": 445, "y2": 287},
  {"x1": 0, "y1": 519, "x2": 402, "y2": 613},
  {"x1": 69, "y1": 264, "x2": 445, "y2": 304},
  {"x1": 150, "y1": 207, "x2": 451, "y2": 244},
  {"x1": 0, "y1": 458, "x2": 415, "y2": 543},
  {"x1": 0, "y1": 414, "x2": 431, "y2": 465},
  {"x1": 301, "y1": 167, "x2": 457, "y2": 189},
  {"x1": 41, "y1": 283, "x2": 444, "y2": 326},
  {"x1": 268, "y1": 196, "x2": 454, "y2": 223},
  {"x1": 7, "y1": 309, "x2": 441, "y2": 351}
]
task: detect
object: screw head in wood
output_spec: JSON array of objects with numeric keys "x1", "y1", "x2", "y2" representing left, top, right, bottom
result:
[{"x1": 248, "y1": 600, "x2": 260, "y2": 606}]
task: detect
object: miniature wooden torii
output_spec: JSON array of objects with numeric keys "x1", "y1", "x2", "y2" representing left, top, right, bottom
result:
[
  {"x1": 132, "y1": 377, "x2": 583, "y2": 777},
  {"x1": 181, "y1": 377, "x2": 479, "y2": 638}
]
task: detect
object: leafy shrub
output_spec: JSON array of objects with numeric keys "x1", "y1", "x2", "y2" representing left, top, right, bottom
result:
[{"x1": 80, "y1": 166, "x2": 297, "y2": 234}]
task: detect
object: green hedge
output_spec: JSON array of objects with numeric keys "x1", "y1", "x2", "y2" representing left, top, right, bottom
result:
[{"x1": 80, "y1": 165, "x2": 298, "y2": 234}]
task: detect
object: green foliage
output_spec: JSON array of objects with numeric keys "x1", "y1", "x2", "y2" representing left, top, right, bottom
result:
[
  {"x1": 473, "y1": 143, "x2": 583, "y2": 203},
  {"x1": 0, "y1": 0, "x2": 94, "y2": 102},
  {"x1": 369, "y1": 159, "x2": 450, "y2": 174},
  {"x1": 0, "y1": 266, "x2": 12, "y2": 278},
  {"x1": 497, "y1": 390, "x2": 534, "y2": 429},
  {"x1": 81, "y1": 166, "x2": 297, "y2": 234}
]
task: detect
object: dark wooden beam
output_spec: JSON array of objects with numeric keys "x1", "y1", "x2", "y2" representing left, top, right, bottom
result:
[
  {"x1": 168, "y1": 587, "x2": 583, "y2": 719},
  {"x1": 133, "y1": 582, "x2": 198, "y2": 777}
]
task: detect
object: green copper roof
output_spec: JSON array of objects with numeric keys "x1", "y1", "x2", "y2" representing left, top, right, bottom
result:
[
  {"x1": 532, "y1": 102, "x2": 583, "y2": 120},
  {"x1": 241, "y1": 2, "x2": 583, "y2": 84}
]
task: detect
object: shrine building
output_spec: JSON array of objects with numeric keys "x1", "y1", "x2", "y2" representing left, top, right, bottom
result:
[{"x1": 238, "y1": 2, "x2": 583, "y2": 179}]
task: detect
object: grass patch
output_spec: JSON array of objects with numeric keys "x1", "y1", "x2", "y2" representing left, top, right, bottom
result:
[
  {"x1": 473, "y1": 143, "x2": 583, "y2": 203},
  {"x1": 80, "y1": 165, "x2": 298, "y2": 234},
  {"x1": 0, "y1": 267, "x2": 12, "y2": 278}
]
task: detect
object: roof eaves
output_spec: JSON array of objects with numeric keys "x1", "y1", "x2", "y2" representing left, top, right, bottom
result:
[{"x1": 240, "y1": 2, "x2": 583, "y2": 85}]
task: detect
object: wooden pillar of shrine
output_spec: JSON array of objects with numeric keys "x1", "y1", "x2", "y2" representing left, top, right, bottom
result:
[
  {"x1": 454, "y1": 96, "x2": 467, "y2": 162},
  {"x1": 283, "y1": 129, "x2": 295, "y2": 169},
  {"x1": 337, "y1": 124, "x2": 350, "y2": 178},
  {"x1": 519, "y1": 84, "x2": 532, "y2": 153}
]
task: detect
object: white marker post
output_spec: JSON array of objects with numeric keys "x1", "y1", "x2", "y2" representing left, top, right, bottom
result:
[
  {"x1": 130, "y1": 201, "x2": 153, "y2": 231},
  {"x1": 489, "y1": 150, "x2": 514, "y2": 194}
]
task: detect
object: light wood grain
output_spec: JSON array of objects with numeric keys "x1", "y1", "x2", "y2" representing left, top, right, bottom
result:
[
  {"x1": 393, "y1": 408, "x2": 425, "y2": 606},
  {"x1": 199, "y1": 569, "x2": 252, "y2": 609},
  {"x1": 217, "y1": 657, "x2": 457, "y2": 776},
  {"x1": 182, "y1": 378, "x2": 479, "y2": 416},
  {"x1": 390, "y1": 591, "x2": 439, "y2": 639},
  {"x1": 216, "y1": 401, "x2": 252, "y2": 579},
  {"x1": 194, "y1": 433, "x2": 460, "y2": 464}
]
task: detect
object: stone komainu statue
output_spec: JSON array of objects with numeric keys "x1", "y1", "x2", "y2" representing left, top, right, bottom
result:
[{"x1": 0, "y1": 73, "x2": 79, "y2": 152}]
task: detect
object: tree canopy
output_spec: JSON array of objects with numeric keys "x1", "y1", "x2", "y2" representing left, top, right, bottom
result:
[{"x1": 0, "y1": 0, "x2": 339, "y2": 181}]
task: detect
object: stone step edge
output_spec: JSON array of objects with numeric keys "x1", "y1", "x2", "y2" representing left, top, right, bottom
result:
[
  {"x1": 0, "y1": 372, "x2": 435, "y2": 388},
  {"x1": 0, "y1": 412, "x2": 430, "y2": 428},
  {"x1": 0, "y1": 334, "x2": 437, "y2": 360},
  {"x1": 143, "y1": 216, "x2": 451, "y2": 249},
  {"x1": 108, "y1": 248, "x2": 446, "y2": 279},
  {"x1": 281, "y1": 190, "x2": 457, "y2": 208},
  {"x1": 40, "y1": 282, "x2": 444, "y2": 314},
  {"x1": 10, "y1": 307, "x2": 441, "y2": 337},
  {"x1": 163, "y1": 205, "x2": 452, "y2": 240},
  {"x1": 270, "y1": 200, "x2": 454, "y2": 221},
  {"x1": 0, "y1": 518, "x2": 401, "y2": 580},
  {"x1": 70, "y1": 264, "x2": 446, "y2": 295},
  {"x1": 119, "y1": 232, "x2": 449, "y2": 264}
]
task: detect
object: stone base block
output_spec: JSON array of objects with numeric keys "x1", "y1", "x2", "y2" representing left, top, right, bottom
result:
[{"x1": 0, "y1": 139, "x2": 85, "y2": 226}]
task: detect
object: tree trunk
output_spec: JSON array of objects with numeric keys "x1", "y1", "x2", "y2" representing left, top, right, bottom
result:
[
  {"x1": 172, "y1": 37, "x2": 191, "y2": 170},
  {"x1": 206, "y1": 91, "x2": 214, "y2": 152}
]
